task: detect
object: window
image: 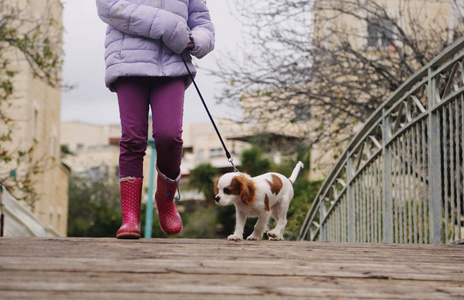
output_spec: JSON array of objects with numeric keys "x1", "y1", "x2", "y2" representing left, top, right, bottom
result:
[
  {"x1": 89, "y1": 166, "x2": 101, "y2": 181},
  {"x1": 294, "y1": 105, "x2": 311, "y2": 123},
  {"x1": 367, "y1": 20, "x2": 396, "y2": 50},
  {"x1": 197, "y1": 149, "x2": 204, "y2": 161},
  {"x1": 49, "y1": 210, "x2": 54, "y2": 228},
  {"x1": 102, "y1": 165, "x2": 109, "y2": 179},
  {"x1": 209, "y1": 148, "x2": 223, "y2": 158},
  {"x1": 57, "y1": 213, "x2": 61, "y2": 231},
  {"x1": 32, "y1": 106, "x2": 40, "y2": 142},
  {"x1": 51, "y1": 128, "x2": 58, "y2": 159}
]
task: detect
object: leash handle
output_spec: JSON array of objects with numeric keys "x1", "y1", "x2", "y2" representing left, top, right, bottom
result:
[{"x1": 181, "y1": 53, "x2": 239, "y2": 172}]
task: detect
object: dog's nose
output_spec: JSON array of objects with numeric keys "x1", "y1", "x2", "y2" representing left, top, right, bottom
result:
[{"x1": 214, "y1": 195, "x2": 220, "y2": 203}]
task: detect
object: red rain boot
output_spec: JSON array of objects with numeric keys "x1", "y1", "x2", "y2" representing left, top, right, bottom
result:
[
  {"x1": 155, "y1": 168, "x2": 183, "y2": 235},
  {"x1": 116, "y1": 177, "x2": 143, "y2": 239}
]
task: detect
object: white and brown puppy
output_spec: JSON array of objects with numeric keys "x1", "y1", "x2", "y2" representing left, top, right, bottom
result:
[{"x1": 215, "y1": 161, "x2": 304, "y2": 241}]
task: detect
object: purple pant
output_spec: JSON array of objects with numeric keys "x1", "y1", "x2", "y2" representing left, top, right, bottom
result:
[{"x1": 115, "y1": 77, "x2": 185, "y2": 180}]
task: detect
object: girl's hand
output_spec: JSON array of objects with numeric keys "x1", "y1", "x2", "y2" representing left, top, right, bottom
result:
[{"x1": 187, "y1": 38, "x2": 195, "y2": 50}]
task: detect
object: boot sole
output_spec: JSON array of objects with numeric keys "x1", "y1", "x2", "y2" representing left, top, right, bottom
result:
[
  {"x1": 116, "y1": 232, "x2": 141, "y2": 239},
  {"x1": 160, "y1": 225, "x2": 183, "y2": 236}
]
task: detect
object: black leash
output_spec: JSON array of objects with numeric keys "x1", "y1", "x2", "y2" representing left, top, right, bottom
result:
[{"x1": 181, "y1": 53, "x2": 238, "y2": 172}]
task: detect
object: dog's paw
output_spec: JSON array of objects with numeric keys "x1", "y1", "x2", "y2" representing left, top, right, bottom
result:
[
  {"x1": 227, "y1": 234, "x2": 242, "y2": 241},
  {"x1": 246, "y1": 235, "x2": 262, "y2": 241},
  {"x1": 267, "y1": 232, "x2": 284, "y2": 241}
]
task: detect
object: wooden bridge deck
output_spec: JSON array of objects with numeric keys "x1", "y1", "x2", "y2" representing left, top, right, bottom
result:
[{"x1": 0, "y1": 238, "x2": 463, "y2": 299}]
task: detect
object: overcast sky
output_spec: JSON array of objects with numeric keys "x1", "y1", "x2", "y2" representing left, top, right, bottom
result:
[{"x1": 61, "y1": 0, "x2": 242, "y2": 126}]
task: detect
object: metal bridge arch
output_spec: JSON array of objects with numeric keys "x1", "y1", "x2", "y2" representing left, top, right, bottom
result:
[{"x1": 298, "y1": 37, "x2": 464, "y2": 244}]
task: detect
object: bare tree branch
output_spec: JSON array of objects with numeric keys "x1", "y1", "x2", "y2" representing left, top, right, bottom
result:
[{"x1": 211, "y1": 0, "x2": 464, "y2": 156}]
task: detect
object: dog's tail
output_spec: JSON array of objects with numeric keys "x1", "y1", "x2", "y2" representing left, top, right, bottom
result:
[{"x1": 288, "y1": 161, "x2": 304, "y2": 184}]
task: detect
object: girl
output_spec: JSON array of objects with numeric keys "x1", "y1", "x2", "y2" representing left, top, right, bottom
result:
[{"x1": 96, "y1": 0, "x2": 215, "y2": 238}]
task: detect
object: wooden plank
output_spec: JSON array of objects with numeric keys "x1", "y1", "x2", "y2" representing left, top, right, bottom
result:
[
  {"x1": 0, "y1": 271, "x2": 463, "y2": 299},
  {"x1": 0, "y1": 256, "x2": 461, "y2": 281},
  {"x1": 0, "y1": 238, "x2": 463, "y2": 299}
]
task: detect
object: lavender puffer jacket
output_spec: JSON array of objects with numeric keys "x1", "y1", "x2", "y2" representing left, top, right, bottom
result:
[{"x1": 96, "y1": 0, "x2": 215, "y2": 91}]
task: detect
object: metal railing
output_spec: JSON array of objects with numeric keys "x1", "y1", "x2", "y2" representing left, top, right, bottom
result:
[{"x1": 298, "y1": 36, "x2": 464, "y2": 244}]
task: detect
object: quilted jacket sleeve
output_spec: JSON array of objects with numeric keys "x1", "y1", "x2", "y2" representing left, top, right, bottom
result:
[
  {"x1": 187, "y1": 0, "x2": 215, "y2": 59},
  {"x1": 96, "y1": 0, "x2": 191, "y2": 54}
]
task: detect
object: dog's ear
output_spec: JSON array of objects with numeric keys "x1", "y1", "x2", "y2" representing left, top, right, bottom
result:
[
  {"x1": 214, "y1": 177, "x2": 220, "y2": 195},
  {"x1": 236, "y1": 175, "x2": 256, "y2": 206}
]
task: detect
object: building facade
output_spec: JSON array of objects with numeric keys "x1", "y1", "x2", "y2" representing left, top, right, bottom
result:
[{"x1": 0, "y1": 0, "x2": 69, "y2": 236}]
